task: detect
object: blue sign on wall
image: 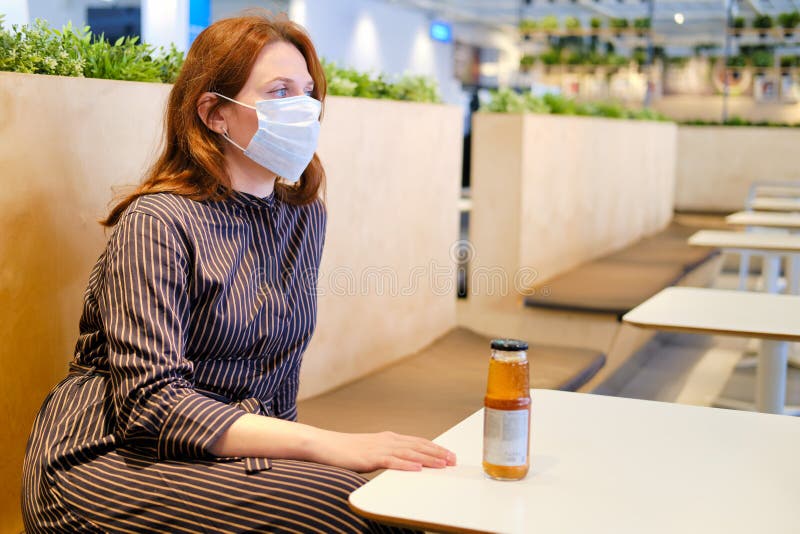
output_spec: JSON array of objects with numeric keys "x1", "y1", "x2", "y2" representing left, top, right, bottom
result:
[
  {"x1": 430, "y1": 21, "x2": 452, "y2": 43},
  {"x1": 188, "y1": 0, "x2": 210, "y2": 47}
]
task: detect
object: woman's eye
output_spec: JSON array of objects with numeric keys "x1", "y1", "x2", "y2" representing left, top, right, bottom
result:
[
  {"x1": 271, "y1": 87, "x2": 289, "y2": 97},
  {"x1": 305, "y1": 89, "x2": 314, "y2": 97}
]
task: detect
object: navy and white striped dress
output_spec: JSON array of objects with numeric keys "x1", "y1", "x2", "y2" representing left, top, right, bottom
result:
[{"x1": 22, "y1": 191, "x2": 409, "y2": 533}]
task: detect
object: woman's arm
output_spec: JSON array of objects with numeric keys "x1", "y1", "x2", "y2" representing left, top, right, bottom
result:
[{"x1": 208, "y1": 414, "x2": 456, "y2": 472}]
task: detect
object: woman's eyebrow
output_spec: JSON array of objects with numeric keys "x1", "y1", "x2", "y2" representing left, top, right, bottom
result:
[{"x1": 265, "y1": 76, "x2": 314, "y2": 86}]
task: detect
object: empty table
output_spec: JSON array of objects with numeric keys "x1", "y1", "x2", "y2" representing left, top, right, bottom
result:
[
  {"x1": 750, "y1": 197, "x2": 800, "y2": 212},
  {"x1": 349, "y1": 389, "x2": 800, "y2": 533},
  {"x1": 688, "y1": 229, "x2": 800, "y2": 293},
  {"x1": 726, "y1": 211, "x2": 800, "y2": 230},
  {"x1": 622, "y1": 287, "x2": 800, "y2": 414}
]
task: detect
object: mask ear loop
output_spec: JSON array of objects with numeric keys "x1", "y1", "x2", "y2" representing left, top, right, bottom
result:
[{"x1": 221, "y1": 127, "x2": 248, "y2": 153}]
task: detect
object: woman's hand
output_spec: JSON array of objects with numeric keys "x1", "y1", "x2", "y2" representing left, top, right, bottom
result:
[
  {"x1": 208, "y1": 414, "x2": 456, "y2": 473},
  {"x1": 309, "y1": 429, "x2": 457, "y2": 473}
]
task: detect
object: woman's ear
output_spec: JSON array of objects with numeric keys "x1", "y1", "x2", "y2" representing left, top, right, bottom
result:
[{"x1": 197, "y1": 92, "x2": 228, "y2": 134}]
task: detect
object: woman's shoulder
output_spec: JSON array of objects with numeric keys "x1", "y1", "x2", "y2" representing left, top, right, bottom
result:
[{"x1": 119, "y1": 192, "x2": 199, "y2": 229}]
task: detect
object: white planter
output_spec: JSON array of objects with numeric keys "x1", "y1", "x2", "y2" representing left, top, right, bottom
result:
[
  {"x1": 676, "y1": 125, "x2": 800, "y2": 212},
  {"x1": 470, "y1": 112, "x2": 677, "y2": 296}
]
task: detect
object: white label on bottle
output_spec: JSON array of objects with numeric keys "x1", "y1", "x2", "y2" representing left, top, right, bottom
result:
[{"x1": 483, "y1": 408, "x2": 529, "y2": 466}]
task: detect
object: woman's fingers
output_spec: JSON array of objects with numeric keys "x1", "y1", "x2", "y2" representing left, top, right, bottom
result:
[
  {"x1": 392, "y1": 434, "x2": 457, "y2": 466},
  {"x1": 382, "y1": 456, "x2": 423, "y2": 471},
  {"x1": 389, "y1": 447, "x2": 448, "y2": 469}
]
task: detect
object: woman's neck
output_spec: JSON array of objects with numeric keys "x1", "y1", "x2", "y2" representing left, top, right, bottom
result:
[{"x1": 226, "y1": 155, "x2": 277, "y2": 198}]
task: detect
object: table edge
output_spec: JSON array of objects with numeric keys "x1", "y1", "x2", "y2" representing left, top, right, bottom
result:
[
  {"x1": 348, "y1": 495, "x2": 494, "y2": 534},
  {"x1": 621, "y1": 318, "x2": 800, "y2": 342}
]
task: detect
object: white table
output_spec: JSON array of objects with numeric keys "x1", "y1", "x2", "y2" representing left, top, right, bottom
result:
[
  {"x1": 688, "y1": 230, "x2": 800, "y2": 294},
  {"x1": 349, "y1": 389, "x2": 800, "y2": 534},
  {"x1": 726, "y1": 211, "x2": 800, "y2": 230},
  {"x1": 622, "y1": 287, "x2": 800, "y2": 414},
  {"x1": 751, "y1": 197, "x2": 800, "y2": 212}
]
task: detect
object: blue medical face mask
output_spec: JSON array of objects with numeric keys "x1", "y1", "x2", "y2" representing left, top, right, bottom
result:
[{"x1": 213, "y1": 92, "x2": 322, "y2": 183}]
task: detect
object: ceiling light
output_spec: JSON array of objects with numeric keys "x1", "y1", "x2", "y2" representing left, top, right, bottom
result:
[{"x1": 674, "y1": 12, "x2": 685, "y2": 25}]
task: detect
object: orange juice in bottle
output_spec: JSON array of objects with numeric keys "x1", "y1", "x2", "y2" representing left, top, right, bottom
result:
[{"x1": 483, "y1": 338, "x2": 530, "y2": 480}]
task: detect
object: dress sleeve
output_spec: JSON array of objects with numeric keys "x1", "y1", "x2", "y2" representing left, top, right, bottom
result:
[{"x1": 99, "y1": 210, "x2": 245, "y2": 459}]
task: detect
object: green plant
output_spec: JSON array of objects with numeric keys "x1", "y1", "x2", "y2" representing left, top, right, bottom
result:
[
  {"x1": 726, "y1": 55, "x2": 747, "y2": 68},
  {"x1": 519, "y1": 18, "x2": 538, "y2": 34},
  {"x1": 82, "y1": 35, "x2": 164, "y2": 82},
  {"x1": 565, "y1": 17, "x2": 581, "y2": 32},
  {"x1": 385, "y1": 73, "x2": 440, "y2": 103},
  {"x1": 751, "y1": 49, "x2": 774, "y2": 69},
  {"x1": 321, "y1": 60, "x2": 440, "y2": 103},
  {"x1": 563, "y1": 49, "x2": 586, "y2": 66},
  {"x1": 520, "y1": 54, "x2": 536, "y2": 70},
  {"x1": 541, "y1": 16, "x2": 560, "y2": 33},
  {"x1": 480, "y1": 88, "x2": 549, "y2": 114},
  {"x1": 590, "y1": 17, "x2": 603, "y2": 30},
  {"x1": 610, "y1": 18, "x2": 629, "y2": 30},
  {"x1": 539, "y1": 49, "x2": 562, "y2": 66},
  {"x1": 633, "y1": 17, "x2": 651, "y2": 31},
  {"x1": 753, "y1": 14, "x2": 773, "y2": 38},
  {"x1": 778, "y1": 12, "x2": 800, "y2": 29},
  {"x1": 482, "y1": 88, "x2": 670, "y2": 122},
  {"x1": 778, "y1": 12, "x2": 800, "y2": 37},
  {"x1": 731, "y1": 16, "x2": 746, "y2": 29},
  {"x1": 0, "y1": 18, "x2": 86, "y2": 76},
  {"x1": 0, "y1": 18, "x2": 184, "y2": 83}
]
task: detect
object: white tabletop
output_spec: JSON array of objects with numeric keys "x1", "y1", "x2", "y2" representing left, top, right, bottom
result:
[
  {"x1": 726, "y1": 211, "x2": 800, "y2": 229},
  {"x1": 752, "y1": 185, "x2": 800, "y2": 198},
  {"x1": 688, "y1": 229, "x2": 800, "y2": 253},
  {"x1": 349, "y1": 389, "x2": 800, "y2": 534},
  {"x1": 751, "y1": 197, "x2": 800, "y2": 212},
  {"x1": 621, "y1": 287, "x2": 800, "y2": 341}
]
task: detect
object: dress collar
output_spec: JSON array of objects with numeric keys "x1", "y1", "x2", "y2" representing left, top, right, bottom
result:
[{"x1": 228, "y1": 188, "x2": 277, "y2": 211}]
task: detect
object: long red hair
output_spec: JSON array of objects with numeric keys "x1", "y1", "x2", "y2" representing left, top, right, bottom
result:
[{"x1": 102, "y1": 12, "x2": 327, "y2": 226}]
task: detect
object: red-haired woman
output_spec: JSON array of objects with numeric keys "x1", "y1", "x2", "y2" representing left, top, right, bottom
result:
[{"x1": 22, "y1": 13, "x2": 454, "y2": 533}]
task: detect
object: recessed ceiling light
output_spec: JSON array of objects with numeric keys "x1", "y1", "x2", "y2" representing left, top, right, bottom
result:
[{"x1": 674, "y1": 12, "x2": 685, "y2": 25}]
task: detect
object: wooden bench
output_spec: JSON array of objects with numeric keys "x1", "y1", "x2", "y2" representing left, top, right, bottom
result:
[
  {"x1": 523, "y1": 223, "x2": 719, "y2": 318},
  {"x1": 298, "y1": 327, "x2": 605, "y2": 440}
]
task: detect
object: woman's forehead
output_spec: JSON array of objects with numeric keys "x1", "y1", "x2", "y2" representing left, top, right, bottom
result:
[{"x1": 249, "y1": 41, "x2": 313, "y2": 85}]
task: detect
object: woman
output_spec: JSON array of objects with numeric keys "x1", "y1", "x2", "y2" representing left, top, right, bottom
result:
[{"x1": 22, "y1": 13, "x2": 454, "y2": 533}]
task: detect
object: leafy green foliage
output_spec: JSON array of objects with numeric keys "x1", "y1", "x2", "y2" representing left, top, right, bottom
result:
[
  {"x1": 519, "y1": 19, "x2": 538, "y2": 34},
  {"x1": 753, "y1": 14, "x2": 774, "y2": 30},
  {"x1": 321, "y1": 60, "x2": 440, "y2": 103},
  {"x1": 682, "y1": 117, "x2": 800, "y2": 128},
  {"x1": 0, "y1": 17, "x2": 184, "y2": 83},
  {"x1": 610, "y1": 18, "x2": 630, "y2": 30},
  {"x1": 778, "y1": 12, "x2": 800, "y2": 29},
  {"x1": 541, "y1": 16, "x2": 559, "y2": 32},
  {"x1": 564, "y1": 17, "x2": 581, "y2": 31},
  {"x1": 480, "y1": 89, "x2": 670, "y2": 122},
  {"x1": 0, "y1": 19, "x2": 86, "y2": 76}
]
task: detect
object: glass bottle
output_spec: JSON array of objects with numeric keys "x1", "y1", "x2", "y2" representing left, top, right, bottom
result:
[{"x1": 482, "y1": 338, "x2": 531, "y2": 481}]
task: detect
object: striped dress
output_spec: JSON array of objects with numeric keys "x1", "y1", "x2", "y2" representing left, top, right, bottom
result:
[{"x1": 22, "y1": 191, "x2": 412, "y2": 533}]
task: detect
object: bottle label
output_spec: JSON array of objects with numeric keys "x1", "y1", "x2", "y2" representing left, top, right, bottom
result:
[{"x1": 483, "y1": 407, "x2": 529, "y2": 466}]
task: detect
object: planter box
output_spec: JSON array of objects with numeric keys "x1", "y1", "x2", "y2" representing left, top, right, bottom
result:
[
  {"x1": 0, "y1": 71, "x2": 462, "y2": 530},
  {"x1": 676, "y1": 125, "x2": 800, "y2": 212},
  {"x1": 470, "y1": 113, "x2": 677, "y2": 298}
]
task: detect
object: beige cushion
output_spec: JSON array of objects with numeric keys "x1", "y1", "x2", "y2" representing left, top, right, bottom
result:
[
  {"x1": 525, "y1": 260, "x2": 684, "y2": 316},
  {"x1": 298, "y1": 328, "x2": 604, "y2": 440}
]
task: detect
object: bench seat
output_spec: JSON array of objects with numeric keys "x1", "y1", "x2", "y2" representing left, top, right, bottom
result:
[
  {"x1": 524, "y1": 223, "x2": 719, "y2": 317},
  {"x1": 298, "y1": 327, "x2": 605, "y2": 440}
]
